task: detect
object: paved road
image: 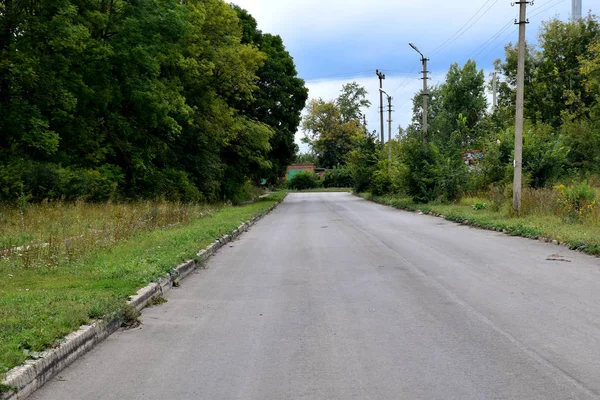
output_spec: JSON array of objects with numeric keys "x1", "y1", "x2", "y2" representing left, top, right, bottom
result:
[{"x1": 32, "y1": 193, "x2": 600, "y2": 400}]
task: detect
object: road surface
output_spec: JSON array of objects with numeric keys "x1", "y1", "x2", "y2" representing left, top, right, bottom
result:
[{"x1": 32, "y1": 193, "x2": 600, "y2": 399}]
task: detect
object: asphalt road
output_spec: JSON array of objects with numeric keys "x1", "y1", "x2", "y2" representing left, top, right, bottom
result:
[{"x1": 32, "y1": 193, "x2": 600, "y2": 400}]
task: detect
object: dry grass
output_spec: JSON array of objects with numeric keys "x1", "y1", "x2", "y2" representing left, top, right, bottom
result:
[
  {"x1": 0, "y1": 201, "x2": 219, "y2": 269},
  {"x1": 520, "y1": 188, "x2": 559, "y2": 216},
  {"x1": 0, "y1": 193, "x2": 285, "y2": 373}
]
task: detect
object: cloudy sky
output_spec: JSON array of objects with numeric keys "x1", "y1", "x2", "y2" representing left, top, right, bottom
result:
[{"x1": 232, "y1": 0, "x2": 592, "y2": 152}]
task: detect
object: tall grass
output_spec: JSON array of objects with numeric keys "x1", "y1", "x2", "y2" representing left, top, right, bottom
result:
[
  {"x1": 0, "y1": 194, "x2": 285, "y2": 373},
  {"x1": 0, "y1": 201, "x2": 219, "y2": 269}
]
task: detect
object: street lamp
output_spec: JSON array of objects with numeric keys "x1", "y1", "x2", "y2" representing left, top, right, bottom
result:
[
  {"x1": 409, "y1": 41, "x2": 429, "y2": 143},
  {"x1": 379, "y1": 88, "x2": 392, "y2": 172}
]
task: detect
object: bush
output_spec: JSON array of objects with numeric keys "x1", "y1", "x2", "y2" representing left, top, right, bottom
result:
[
  {"x1": 554, "y1": 183, "x2": 598, "y2": 221},
  {"x1": 323, "y1": 166, "x2": 353, "y2": 188},
  {"x1": 288, "y1": 171, "x2": 319, "y2": 190},
  {"x1": 399, "y1": 139, "x2": 441, "y2": 203},
  {"x1": 371, "y1": 168, "x2": 393, "y2": 196},
  {"x1": 0, "y1": 162, "x2": 123, "y2": 202},
  {"x1": 346, "y1": 134, "x2": 378, "y2": 193}
]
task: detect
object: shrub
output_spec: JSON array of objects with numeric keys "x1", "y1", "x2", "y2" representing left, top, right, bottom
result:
[
  {"x1": 0, "y1": 162, "x2": 123, "y2": 202},
  {"x1": 554, "y1": 183, "x2": 598, "y2": 221},
  {"x1": 371, "y1": 169, "x2": 393, "y2": 196},
  {"x1": 399, "y1": 139, "x2": 441, "y2": 203},
  {"x1": 288, "y1": 171, "x2": 319, "y2": 190},
  {"x1": 323, "y1": 166, "x2": 353, "y2": 188}
]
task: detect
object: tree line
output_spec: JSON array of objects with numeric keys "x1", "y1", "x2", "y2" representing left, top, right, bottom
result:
[
  {"x1": 0, "y1": 0, "x2": 307, "y2": 203},
  {"x1": 301, "y1": 14, "x2": 600, "y2": 202}
]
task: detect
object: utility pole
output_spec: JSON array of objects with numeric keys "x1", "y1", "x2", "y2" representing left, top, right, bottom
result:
[
  {"x1": 421, "y1": 57, "x2": 429, "y2": 143},
  {"x1": 380, "y1": 89, "x2": 393, "y2": 172},
  {"x1": 376, "y1": 70, "x2": 386, "y2": 150},
  {"x1": 512, "y1": 0, "x2": 532, "y2": 214},
  {"x1": 387, "y1": 95, "x2": 393, "y2": 173},
  {"x1": 572, "y1": 0, "x2": 582, "y2": 19},
  {"x1": 492, "y1": 71, "x2": 498, "y2": 113},
  {"x1": 409, "y1": 42, "x2": 428, "y2": 143}
]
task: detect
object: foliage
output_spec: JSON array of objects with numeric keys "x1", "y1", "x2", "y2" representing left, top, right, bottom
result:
[
  {"x1": 0, "y1": 1, "x2": 305, "y2": 203},
  {"x1": 554, "y1": 183, "x2": 598, "y2": 221},
  {"x1": 346, "y1": 133, "x2": 379, "y2": 193},
  {"x1": 337, "y1": 82, "x2": 372, "y2": 122},
  {"x1": 294, "y1": 152, "x2": 318, "y2": 164},
  {"x1": 301, "y1": 82, "x2": 371, "y2": 168},
  {"x1": 398, "y1": 139, "x2": 442, "y2": 203},
  {"x1": 498, "y1": 14, "x2": 600, "y2": 127},
  {"x1": 232, "y1": 6, "x2": 308, "y2": 183},
  {"x1": 323, "y1": 166, "x2": 354, "y2": 188},
  {"x1": 472, "y1": 202, "x2": 487, "y2": 210},
  {"x1": 288, "y1": 171, "x2": 320, "y2": 190}
]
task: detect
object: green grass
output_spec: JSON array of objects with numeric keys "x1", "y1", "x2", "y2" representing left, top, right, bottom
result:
[
  {"x1": 360, "y1": 193, "x2": 600, "y2": 256},
  {"x1": 0, "y1": 193, "x2": 285, "y2": 374}
]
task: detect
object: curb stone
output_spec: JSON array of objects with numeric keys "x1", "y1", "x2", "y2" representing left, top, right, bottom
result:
[{"x1": 1, "y1": 197, "x2": 285, "y2": 400}]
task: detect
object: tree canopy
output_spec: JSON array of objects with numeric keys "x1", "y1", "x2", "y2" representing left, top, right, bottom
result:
[{"x1": 0, "y1": 0, "x2": 307, "y2": 202}]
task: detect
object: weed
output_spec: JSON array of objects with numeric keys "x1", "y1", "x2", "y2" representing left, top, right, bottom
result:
[
  {"x1": 0, "y1": 383, "x2": 17, "y2": 393},
  {"x1": 146, "y1": 296, "x2": 168, "y2": 307},
  {"x1": 119, "y1": 304, "x2": 141, "y2": 328},
  {"x1": 554, "y1": 183, "x2": 598, "y2": 222},
  {"x1": 472, "y1": 202, "x2": 487, "y2": 210}
]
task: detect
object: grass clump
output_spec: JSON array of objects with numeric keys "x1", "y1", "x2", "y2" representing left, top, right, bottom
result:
[
  {"x1": 146, "y1": 296, "x2": 168, "y2": 307},
  {"x1": 0, "y1": 193, "x2": 284, "y2": 374}
]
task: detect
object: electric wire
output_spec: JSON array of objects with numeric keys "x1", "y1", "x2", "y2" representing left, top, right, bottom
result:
[{"x1": 430, "y1": 0, "x2": 501, "y2": 56}]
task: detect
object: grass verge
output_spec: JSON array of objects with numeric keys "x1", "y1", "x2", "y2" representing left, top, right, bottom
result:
[
  {"x1": 359, "y1": 193, "x2": 600, "y2": 256},
  {"x1": 0, "y1": 192, "x2": 285, "y2": 374}
]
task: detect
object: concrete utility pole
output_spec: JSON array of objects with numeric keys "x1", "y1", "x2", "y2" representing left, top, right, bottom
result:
[
  {"x1": 572, "y1": 0, "x2": 582, "y2": 19},
  {"x1": 512, "y1": 0, "x2": 532, "y2": 214},
  {"x1": 492, "y1": 71, "x2": 498, "y2": 113},
  {"x1": 409, "y1": 42, "x2": 428, "y2": 143},
  {"x1": 387, "y1": 95, "x2": 393, "y2": 172},
  {"x1": 380, "y1": 89, "x2": 393, "y2": 173},
  {"x1": 376, "y1": 70, "x2": 386, "y2": 150}
]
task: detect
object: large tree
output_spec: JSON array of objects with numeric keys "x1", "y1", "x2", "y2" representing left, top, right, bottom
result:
[
  {"x1": 498, "y1": 14, "x2": 600, "y2": 126},
  {"x1": 231, "y1": 5, "x2": 308, "y2": 183}
]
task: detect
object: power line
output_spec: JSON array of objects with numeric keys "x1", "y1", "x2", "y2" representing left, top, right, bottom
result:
[
  {"x1": 465, "y1": 16, "x2": 516, "y2": 62},
  {"x1": 528, "y1": 0, "x2": 567, "y2": 19},
  {"x1": 392, "y1": 61, "x2": 420, "y2": 93},
  {"x1": 430, "y1": 0, "x2": 501, "y2": 56},
  {"x1": 479, "y1": 26, "x2": 519, "y2": 61}
]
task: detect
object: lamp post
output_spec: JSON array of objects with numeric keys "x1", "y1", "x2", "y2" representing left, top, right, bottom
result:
[
  {"x1": 409, "y1": 41, "x2": 429, "y2": 143},
  {"x1": 380, "y1": 88, "x2": 392, "y2": 173}
]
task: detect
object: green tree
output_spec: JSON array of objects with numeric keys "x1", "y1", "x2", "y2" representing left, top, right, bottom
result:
[
  {"x1": 337, "y1": 82, "x2": 371, "y2": 122},
  {"x1": 498, "y1": 14, "x2": 600, "y2": 126},
  {"x1": 301, "y1": 99, "x2": 365, "y2": 168},
  {"x1": 231, "y1": 5, "x2": 308, "y2": 184}
]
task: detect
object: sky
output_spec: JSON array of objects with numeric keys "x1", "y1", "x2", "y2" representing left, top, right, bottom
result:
[{"x1": 231, "y1": 0, "x2": 594, "y2": 152}]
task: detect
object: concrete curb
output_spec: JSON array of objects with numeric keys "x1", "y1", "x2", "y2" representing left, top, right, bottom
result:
[{"x1": 1, "y1": 197, "x2": 284, "y2": 400}]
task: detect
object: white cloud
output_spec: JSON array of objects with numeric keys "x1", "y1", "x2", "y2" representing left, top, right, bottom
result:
[
  {"x1": 232, "y1": 0, "x2": 574, "y2": 57},
  {"x1": 231, "y1": 0, "x2": 590, "y2": 153}
]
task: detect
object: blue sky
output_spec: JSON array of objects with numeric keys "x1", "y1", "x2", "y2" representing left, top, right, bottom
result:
[{"x1": 232, "y1": 0, "x2": 593, "y2": 152}]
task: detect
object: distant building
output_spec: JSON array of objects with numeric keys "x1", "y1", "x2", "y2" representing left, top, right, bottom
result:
[{"x1": 286, "y1": 164, "x2": 325, "y2": 181}]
